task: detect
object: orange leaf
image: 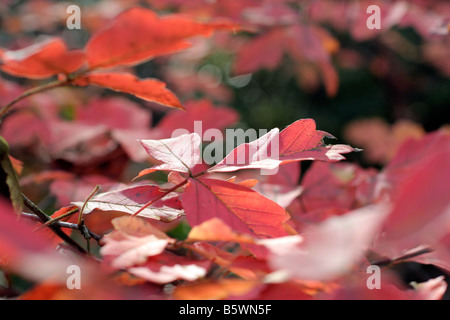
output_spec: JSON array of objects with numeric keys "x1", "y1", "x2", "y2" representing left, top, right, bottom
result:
[
  {"x1": 173, "y1": 279, "x2": 258, "y2": 300},
  {"x1": 0, "y1": 38, "x2": 85, "y2": 79},
  {"x1": 187, "y1": 218, "x2": 255, "y2": 243},
  {"x1": 73, "y1": 72, "x2": 183, "y2": 109},
  {"x1": 86, "y1": 7, "x2": 241, "y2": 69}
]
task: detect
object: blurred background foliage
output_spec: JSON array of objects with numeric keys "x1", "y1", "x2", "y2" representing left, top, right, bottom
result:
[
  {"x1": 0, "y1": 0, "x2": 449, "y2": 299},
  {"x1": 1, "y1": 0, "x2": 448, "y2": 143}
]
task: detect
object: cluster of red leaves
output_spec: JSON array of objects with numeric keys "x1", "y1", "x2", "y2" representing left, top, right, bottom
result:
[
  {"x1": 0, "y1": 7, "x2": 241, "y2": 110},
  {"x1": 144, "y1": 0, "x2": 450, "y2": 97},
  {"x1": 0, "y1": 3, "x2": 449, "y2": 301}
]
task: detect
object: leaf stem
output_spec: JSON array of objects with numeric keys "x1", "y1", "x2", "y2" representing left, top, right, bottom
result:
[
  {"x1": 0, "y1": 78, "x2": 68, "y2": 121},
  {"x1": 34, "y1": 207, "x2": 79, "y2": 231},
  {"x1": 78, "y1": 185, "x2": 100, "y2": 226},
  {"x1": 131, "y1": 178, "x2": 190, "y2": 217}
]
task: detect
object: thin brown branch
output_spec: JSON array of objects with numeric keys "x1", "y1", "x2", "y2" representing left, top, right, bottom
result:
[
  {"x1": 22, "y1": 194, "x2": 87, "y2": 254},
  {"x1": 22, "y1": 212, "x2": 103, "y2": 242}
]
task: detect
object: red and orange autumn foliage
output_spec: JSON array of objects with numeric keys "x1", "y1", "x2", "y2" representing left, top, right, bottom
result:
[{"x1": 0, "y1": 2, "x2": 449, "y2": 301}]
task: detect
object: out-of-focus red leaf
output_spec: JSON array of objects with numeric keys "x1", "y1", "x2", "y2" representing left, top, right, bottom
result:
[
  {"x1": 344, "y1": 118, "x2": 425, "y2": 164},
  {"x1": 73, "y1": 184, "x2": 183, "y2": 221},
  {"x1": 127, "y1": 251, "x2": 211, "y2": 284},
  {"x1": 100, "y1": 216, "x2": 174, "y2": 269},
  {"x1": 380, "y1": 131, "x2": 450, "y2": 192},
  {"x1": 234, "y1": 23, "x2": 339, "y2": 96},
  {"x1": 77, "y1": 97, "x2": 151, "y2": 130},
  {"x1": 48, "y1": 122, "x2": 117, "y2": 165},
  {"x1": 373, "y1": 149, "x2": 450, "y2": 264},
  {"x1": 182, "y1": 178, "x2": 291, "y2": 239},
  {"x1": 292, "y1": 162, "x2": 378, "y2": 224},
  {"x1": 383, "y1": 151, "x2": 450, "y2": 241},
  {"x1": 186, "y1": 242, "x2": 237, "y2": 269},
  {"x1": 138, "y1": 133, "x2": 202, "y2": 174},
  {"x1": 72, "y1": 72, "x2": 183, "y2": 109},
  {"x1": 249, "y1": 282, "x2": 314, "y2": 300},
  {"x1": 85, "y1": 7, "x2": 241, "y2": 69},
  {"x1": 0, "y1": 77, "x2": 23, "y2": 107},
  {"x1": 0, "y1": 38, "x2": 85, "y2": 79},
  {"x1": 259, "y1": 205, "x2": 388, "y2": 281},
  {"x1": 187, "y1": 218, "x2": 254, "y2": 243},
  {"x1": 163, "y1": 66, "x2": 233, "y2": 103},
  {"x1": 234, "y1": 28, "x2": 285, "y2": 74},
  {"x1": 20, "y1": 170, "x2": 75, "y2": 187},
  {"x1": 19, "y1": 262, "x2": 144, "y2": 300},
  {"x1": 156, "y1": 99, "x2": 239, "y2": 138},
  {"x1": 0, "y1": 199, "x2": 51, "y2": 263},
  {"x1": 0, "y1": 111, "x2": 52, "y2": 147},
  {"x1": 50, "y1": 175, "x2": 114, "y2": 207},
  {"x1": 173, "y1": 279, "x2": 259, "y2": 300},
  {"x1": 0, "y1": 199, "x2": 72, "y2": 282},
  {"x1": 253, "y1": 183, "x2": 302, "y2": 209},
  {"x1": 111, "y1": 128, "x2": 158, "y2": 163}
]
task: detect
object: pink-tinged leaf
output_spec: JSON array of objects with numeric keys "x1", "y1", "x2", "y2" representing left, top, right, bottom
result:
[
  {"x1": 289, "y1": 24, "x2": 340, "y2": 97},
  {"x1": 374, "y1": 149, "x2": 450, "y2": 260},
  {"x1": 265, "y1": 162, "x2": 301, "y2": 186},
  {"x1": 380, "y1": 131, "x2": 450, "y2": 193},
  {"x1": 209, "y1": 119, "x2": 356, "y2": 173},
  {"x1": 0, "y1": 38, "x2": 85, "y2": 79},
  {"x1": 50, "y1": 175, "x2": 114, "y2": 207},
  {"x1": 164, "y1": 66, "x2": 233, "y2": 103},
  {"x1": 72, "y1": 184, "x2": 183, "y2": 221},
  {"x1": 0, "y1": 199, "x2": 72, "y2": 282},
  {"x1": 85, "y1": 7, "x2": 241, "y2": 69},
  {"x1": 182, "y1": 178, "x2": 291, "y2": 239},
  {"x1": 167, "y1": 171, "x2": 189, "y2": 188},
  {"x1": 138, "y1": 133, "x2": 202, "y2": 174},
  {"x1": 186, "y1": 242, "x2": 237, "y2": 269},
  {"x1": 234, "y1": 28, "x2": 286, "y2": 74},
  {"x1": 259, "y1": 205, "x2": 389, "y2": 281},
  {"x1": 156, "y1": 99, "x2": 239, "y2": 138},
  {"x1": 0, "y1": 200, "x2": 51, "y2": 262},
  {"x1": 344, "y1": 118, "x2": 425, "y2": 165},
  {"x1": 0, "y1": 111, "x2": 52, "y2": 147},
  {"x1": 100, "y1": 216, "x2": 174, "y2": 269},
  {"x1": 253, "y1": 183, "x2": 303, "y2": 209},
  {"x1": 127, "y1": 251, "x2": 210, "y2": 284},
  {"x1": 77, "y1": 97, "x2": 151, "y2": 130},
  {"x1": 72, "y1": 72, "x2": 183, "y2": 109},
  {"x1": 208, "y1": 128, "x2": 281, "y2": 173},
  {"x1": 293, "y1": 162, "x2": 378, "y2": 223},
  {"x1": 111, "y1": 128, "x2": 159, "y2": 163}
]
